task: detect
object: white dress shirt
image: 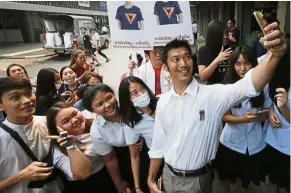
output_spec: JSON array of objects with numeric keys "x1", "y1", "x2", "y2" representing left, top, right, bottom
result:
[
  {"x1": 123, "y1": 113, "x2": 155, "y2": 148},
  {"x1": 53, "y1": 133, "x2": 104, "y2": 181},
  {"x1": 91, "y1": 33, "x2": 100, "y2": 48},
  {"x1": 90, "y1": 116, "x2": 127, "y2": 156},
  {"x1": 0, "y1": 116, "x2": 62, "y2": 193},
  {"x1": 265, "y1": 88, "x2": 290, "y2": 155},
  {"x1": 128, "y1": 61, "x2": 173, "y2": 94},
  {"x1": 220, "y1": 85, "x2": 270, "y2": 155},
  {"x1": 149, "y1": 69, "x2": 259, "y2": 170},
  {"x1": 192, "y1": 23, "x2": 198, "y2": 33}
]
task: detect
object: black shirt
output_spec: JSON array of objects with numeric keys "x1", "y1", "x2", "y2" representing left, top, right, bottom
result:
[
  {"x1": 83, "y1": 34, "x2": 92, "y2": 49},
  {"x1": 35, "y1": 95, "x2": 64, "y2": 116},
  {"x1": 197, "y1": 45, "x2": 228, "y2": 85},
  {"x1": 225, "y1": 27, "x2": 240, "y2": 50}
]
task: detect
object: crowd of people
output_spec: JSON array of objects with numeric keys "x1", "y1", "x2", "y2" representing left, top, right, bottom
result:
[{"x1": 0, "y1": 16, "x2": 289, "y2": 193}]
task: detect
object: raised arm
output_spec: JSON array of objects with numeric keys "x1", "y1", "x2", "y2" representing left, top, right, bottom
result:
[{"x1": 251, "y1": 22, "x2": 286, "y2": 92}]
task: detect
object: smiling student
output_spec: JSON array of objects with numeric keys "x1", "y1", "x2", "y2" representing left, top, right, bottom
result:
[
  {"x1": 0, "y1": 77, "x2": 61, "y2": 193},
  {"x1": 147, "y1": 22, "x2": 287, "y2": 193}
]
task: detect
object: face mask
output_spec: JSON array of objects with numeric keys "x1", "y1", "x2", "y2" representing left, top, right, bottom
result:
[
  {"x1": 55, "y1": 83, "x2": 61, "y2": 90},
  {"x1": 63, "y1": 79, "x2": 76, "y2": 85},
  {"x1": 132, "y1": 92, "x2": 150, "y2": 108}
]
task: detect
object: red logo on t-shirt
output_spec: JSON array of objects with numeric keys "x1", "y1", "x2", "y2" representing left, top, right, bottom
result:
[
  {"x1": 125, "y1": 13, "x2": 137, "y2": 24},
  {"x1": 162, "y1": 7, "x2": 174, "y2": 19}
]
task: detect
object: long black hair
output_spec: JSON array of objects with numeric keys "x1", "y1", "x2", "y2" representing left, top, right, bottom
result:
[
  {"x1": 6, "y1": 63, "x2": 29, "y2": 76},
  {"x1": 36, "y1": 68, "x2": 57, "y2": 96},
  {"x1": 118, "y1": 76, "x2": 158, "y2": 128},
  {"x1": 223, "y1": 45, "x2": 265, "y2": 108},
  {"x1": 269, "y1": 47, "x2": 290, "y2": 104}
]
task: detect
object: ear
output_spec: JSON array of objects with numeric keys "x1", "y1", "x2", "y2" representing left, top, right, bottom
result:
[
  {"x1": 0, "y1": 103, "x2": 4, "y2": 111},
  {"x1": 162, "y1": 63, "x2": 169, "y2": 72}
]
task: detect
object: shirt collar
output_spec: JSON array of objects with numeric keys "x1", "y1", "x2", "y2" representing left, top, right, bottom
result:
[
  {"x1": 3, "y1": 117, "x2": 34, "y2": 135},
  {"x1": 170, "y1": 78, "x2": 199, "y2": 97},
  {"x1": 96, "y1": 115, "x2": 108, "y2": 127}
]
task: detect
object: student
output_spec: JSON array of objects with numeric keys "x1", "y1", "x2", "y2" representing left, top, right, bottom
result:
[
  {"x1": 59, "y1": 66, "x2": 80, "y2": 95},
  {"x1": 79, "y1": 71, "x2": 103, "y2": 85},
  {"x1": 69, "y1": 49, "x2": 93, "y2": 79},
  {"x1": 119, "y1": 76, "x2": 159, "y2": 192},
  {"x1": 128, "y1": 47, "x2": 172, "y2": 95},
  {"x1": 6, "y1": 63, "x2": 36, "y2": 86},
  {"x1": 91, "y1": 28, "x2": 110, "y2": 63},
  {"x1": 46, "y1": 102, "x2": 117, "y2": 193},
  {"x1": 154, "y1": 1, "x2": 182, "y2": 25},
  {"x1": 116, "y1": 1, "x2": 144, "y2": 30},
  {"x1": 35, "y1": 68, "x2": 64, "y2": 116},
  {"x1": 147, "y1": 22, "x2": 286, "y2": 193},
  {"x1": 198, "y1": 20, "x2": 233, "y2": 84},
  {"x1": 264, "y1": 50, "x2": 290, "y2": 193},
  {"x1": 0, "y1": 76, "x2": 62, "y2": 193},
  {"x1": 225, "y1": 19, "x2": 240, "y2": 50},
  {"x1": 80, "y1": 28, "x2": 100, "y2": 65},
  {"x1": 215, "y1": 45, "x2": 269, "y2": 193},
  {"x1": 82, "y1": 84, "x2": 144, "y2": 193}
]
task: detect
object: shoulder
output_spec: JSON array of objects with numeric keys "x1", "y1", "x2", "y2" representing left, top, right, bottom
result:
[
  {"x1": 156, "y1": 91, "x2": 172, "y2": 110},
  {"x1": 198, "y1": 45, "x2": 206, "y2": 53},
  {"x1": 32, "y1": 116, "x2": 48, "y2": 132}
]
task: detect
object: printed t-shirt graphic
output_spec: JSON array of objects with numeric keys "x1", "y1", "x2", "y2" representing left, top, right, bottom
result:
[
  {"x1": 116, "y1": 5, "x2": 144, "y2": 30},
  {"x1": 154, "y1": 1, "x2": 182, "y2": 25}
]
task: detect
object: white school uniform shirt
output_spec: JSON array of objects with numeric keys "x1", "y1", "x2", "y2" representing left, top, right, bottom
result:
[
  {"x1": 91, "y1": 33, "x2": 100, "y2": 48},
  {"x1": 90, "y1": 116, "x2": 127, "y2": 156},
  {"x1": 149, "y1": 69, "x2": 259, "y2": 170},
  {"x1": 192, "y1": 23, "x2": 198, "y2": 33},
  {"x1": 128, "y1": 61, "x2": 172, "y2": 94},
  {"x1": 53, "y1": 133, "x2": 104, "y2": 181},
  {"x1": 220, "y1": 85, "x2": 271, "y2": 155},
  {"x1": 0, "y1": 116, "x2": 62, "y2": 193},
  {"x1": 265, "y1": 88, "x2": 290, "y2": 156},
  {"x1": 123, "y1": 113, "x2": 155, "y2": 148}
]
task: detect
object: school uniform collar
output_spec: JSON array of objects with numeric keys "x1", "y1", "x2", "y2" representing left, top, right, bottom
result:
[
  {"x1": 3, "y1": 117, "x2": 34, "y2": 136},
  {"x1": 96, "y1": 116, "x2": 108, "y2": 127},
  {"x1": 170, "y1": 77, "x2": 199, "y2": 97}
]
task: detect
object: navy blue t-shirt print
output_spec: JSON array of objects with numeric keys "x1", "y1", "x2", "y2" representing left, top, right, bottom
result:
[
  {"x1": 154, "y1": 1, "x2": 182, "y2": 25},
  {"x1": 115, "y1": 5, "x2": 144, "y2": 30}
]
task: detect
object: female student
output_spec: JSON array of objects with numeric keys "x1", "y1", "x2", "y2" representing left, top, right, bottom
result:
[
  {"x1": 35, "y1": 68, "x2": 64, "y2": 115},
  {"x1": 198, "y1": 20, "x2": 233, "y2": 84},
  {"x1": 264, "y1": 50, "x2": 290, "y2": 193},
  {"x1": 81, "y1": 84, "x2": 148, "y2": 193},
  {"x1": 46, "y1": 102, "x2": 117, "y2": 193},
  {"x1": 119, "y1": 76, "x2": 159, "y2": 193},
  {"x1": 6, "y1": 63, "x2": 37, "y2": 85},
  {"x1": 59, "y1": 66, "x2": 80, "y2": 96},
  {"x1": 215, "y1": 45, "x2": 269, "y2": 193},
  {"x1": 69, "y1": 49, "x2": 92, "y2": 79}
]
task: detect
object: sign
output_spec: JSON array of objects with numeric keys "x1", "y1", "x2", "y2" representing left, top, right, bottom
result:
[
  {"x1": 107, "y1": 1, "x2": 193, "y2": 49},
  {"x1": 78, "y1": 1, "x2": 90, "y2": 8},
  {"x1": 100, "y1": 1, "x2": 107, "y2": 11},
  {"x1": 78, "y1": 20, "x2": 93, "y2": 29}
]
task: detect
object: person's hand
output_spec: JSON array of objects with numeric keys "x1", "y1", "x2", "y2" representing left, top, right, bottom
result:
[
  {"x1": 18, "y1": 162, "x2": 53, "y2": 181},
  {"x1": 65, "y1": 92, "x2": 77, "y2": 106},
  {"x1": 148, "y1": 178, "x2": 164, "y2": 193},
  {"x1": 135, "y1": 137, "x2": 144, "y2": 152},
  {"x1": 215, "y1": 46, "x2": 233, "y2": 63},
  {"x1": 260, "y1": 22, "x2": 286, "y2": 58},
  {"x1": 135, "y1": 188, "x2": 144, "y2": 193},
  {"x1": 269, "y1": 105, "x2": 282, "y2": 128},
  {"x1": 275, "y1": 88, "x2": 288, "y2": 109},
  {"x1": 116, "y1": 180, "x2": 130, "y2": 193},
  {"x1": 243, "y1": 112, "x2": 257, "y2": 123},
  {"x1": 46, "y1": 135, "x2": 75, "y2": 148},
  {"x1": 128, "y1": 61, "x2": 136, "y2": 72}
]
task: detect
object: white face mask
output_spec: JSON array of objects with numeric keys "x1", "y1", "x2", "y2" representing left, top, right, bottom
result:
[
  {"x1": 132, "y1": 92, "x2": 151, "y2": 108},
  {"x1": 63, "y1": 79, "x2": 76, "y2": 85},
  {"x1": 55, "y1": 83, "x2": 61, "y2": 90}
]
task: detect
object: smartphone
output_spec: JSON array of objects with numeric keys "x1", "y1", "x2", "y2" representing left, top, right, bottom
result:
[
  {"x1": 255, "y1": 108, "x2": 270, "y2": 116},
  {"x1": 59, "y1": 131, "x2": 74, "y2": 149},
  {"x1": 253, "y1": 11, "x2": 266, "y2": 35},
  {"x1": 61, "y1": 91, "x2": 72, "y2": 100}
]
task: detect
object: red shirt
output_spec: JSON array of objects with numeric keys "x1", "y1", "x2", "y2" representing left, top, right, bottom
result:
[
  {"x1": 71, "y1": 63, "x2": 90, "y2": 78},
  {"x1": 153, "y1": 67, "x2": 162, "y2": 95}
]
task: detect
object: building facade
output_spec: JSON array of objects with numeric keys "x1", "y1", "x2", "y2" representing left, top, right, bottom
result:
[
  {"x1": 190, "y1": 1, "x2": 290, "y2": 46},
  {"x1": 0, "y1": 1, "x2": 108, "y2": 44}
]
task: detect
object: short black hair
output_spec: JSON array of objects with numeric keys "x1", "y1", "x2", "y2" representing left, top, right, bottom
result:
[
  {"x1": 162, "y1": 39, "x2": 192, "y2": 65},
  {"x1": 6, "y1": 64, "x2": 28, "y2": 77},
  {"x1": 119, "y1": 76, "x2": 158, "y2": 128},
  {"x1": 144, "y1": 50, "x2": 150, "y2": 55},
  {"x1": 194, "y1": 21, "x2": 196, "y2": 23},
  {"x1": 81, "y1": 84, "x2": 115, "y2": 112},
  {"x1": 0, "y1": 76, "x2": 32, "y2": 103},
  {"x1": 229, "y1": 19, "x2": 236, "y2": 25}
]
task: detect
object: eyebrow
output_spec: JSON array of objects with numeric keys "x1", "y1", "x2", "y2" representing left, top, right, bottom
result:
[
  {"x1": 7, "y1": 91, "x2": 20, "y2": 96},
  {"x1": 61, "y1": 111, "x2": 76, "y2": 124}
]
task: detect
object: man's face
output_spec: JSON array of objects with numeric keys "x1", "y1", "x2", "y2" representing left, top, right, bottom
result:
[
  {"x1": 165, "y1": 47, "x2": 193, "y2": 84},
  {"x1": 149, "y1": 48, "x2": 163, "y2": 67},
  {"x1": 0, "y1": 88, "x2": 36, "y2": 119},
  {"x1": 80, "y1": 28, "x2": 86, "y2": 34},
  {"x1": 227, "y1": 20, "x2": 233, "y2": 28}
]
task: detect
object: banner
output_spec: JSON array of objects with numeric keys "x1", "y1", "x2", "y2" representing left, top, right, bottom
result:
[
  {"x1": 107, "y1": 1, "x2": 193, "y2": 49},
  {"x1": 78, "y1": 1, "x2": 90, "y2": 8}
]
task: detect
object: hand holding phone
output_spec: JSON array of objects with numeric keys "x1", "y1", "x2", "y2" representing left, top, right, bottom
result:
[
  {"x1": 255, "y1": 108, "x2": 270, "y2": 116},
  {"x1": 59, "y1": 131, "x2": 75, "y2": 150}
]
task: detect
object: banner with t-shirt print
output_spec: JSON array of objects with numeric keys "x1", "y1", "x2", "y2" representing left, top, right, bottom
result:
[{"x1": 107, "y1": 1, "x2": 193, "y2": 49}]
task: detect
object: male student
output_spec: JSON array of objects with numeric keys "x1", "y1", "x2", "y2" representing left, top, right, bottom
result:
[
  {"x1": 128, "y1": 47, "x2": 172, "y2": 95},
  {"x1": 147, "y1": 22, "x2": 287, "y2": 193},
  {"x1": 154, "y1": 1, "x2": 183, "y2": 25},
  {"x1": 0, "y1": 77, "x2": 62, "y2": 193},
  {"x1": 116, "y1": 1, "x2": 144, "y2": 30}
]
